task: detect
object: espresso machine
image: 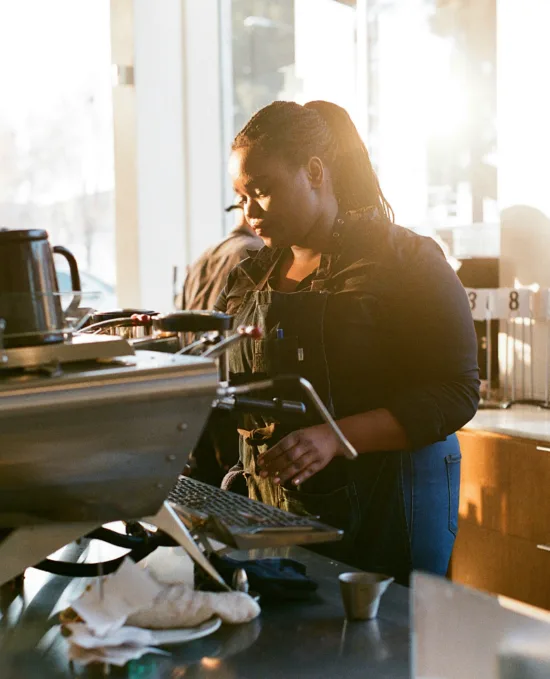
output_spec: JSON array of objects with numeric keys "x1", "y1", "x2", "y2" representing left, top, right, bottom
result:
[{"x1": 0, "y1": 229, "x2": 356, "y2": 588}]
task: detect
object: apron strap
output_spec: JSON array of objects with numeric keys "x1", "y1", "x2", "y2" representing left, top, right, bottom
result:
[{"x1": 255, "y1": 252, "x2": 283, "y2": 291}]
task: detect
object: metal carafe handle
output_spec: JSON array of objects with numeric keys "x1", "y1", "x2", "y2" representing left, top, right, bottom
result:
[{"x1": 52, "y1": 246, "x2": 81, "y2": 320}]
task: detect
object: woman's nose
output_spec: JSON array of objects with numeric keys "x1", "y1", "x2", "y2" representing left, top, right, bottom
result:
[{"x1": 245, "y1": 199, "x2": 263, "y2": 221}]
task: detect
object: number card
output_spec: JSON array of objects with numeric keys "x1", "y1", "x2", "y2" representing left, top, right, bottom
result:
[
  {"x1": 494, "y1": 288, "x2": 532, "y2": 319},
  {"x1": 464, "y1": 288, "x2": 495, "y2": 321}
]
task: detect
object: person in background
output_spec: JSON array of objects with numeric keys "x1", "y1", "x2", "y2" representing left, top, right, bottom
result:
[
  {"x1": 216, "y1": 100, "x2": 480, "y2": 584},
  {"x1": 182, "y1": 200, "x2": 262, "y2": 486},
  {"x1": 180, "y1": 200, "x2": 262, "y2": 312}
]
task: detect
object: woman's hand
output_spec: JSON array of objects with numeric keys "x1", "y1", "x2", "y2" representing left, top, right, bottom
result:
[{"x1": 256, "y1": 424, "x2": 343, "y2": 486}]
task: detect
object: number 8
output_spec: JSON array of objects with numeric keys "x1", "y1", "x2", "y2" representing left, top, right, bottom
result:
[
  {"x1": 468, "y1": 291, "x2": 477, "y2": 311},
  {"x1": 509, "y1": 291, "x2": 519, "y2": 312}
]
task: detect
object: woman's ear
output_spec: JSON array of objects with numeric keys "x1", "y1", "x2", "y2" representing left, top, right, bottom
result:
[{"x1": 307, "y1": 156, "x2": 325, "y2": 188}]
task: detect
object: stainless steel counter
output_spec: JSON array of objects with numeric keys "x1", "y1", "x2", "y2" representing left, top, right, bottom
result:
[
  {"x1": 0, "y1": 547, "x2": 410, "y2": 678},
  {"x1": 464, "y1": 404, "x2": 550, "y2": 442}
]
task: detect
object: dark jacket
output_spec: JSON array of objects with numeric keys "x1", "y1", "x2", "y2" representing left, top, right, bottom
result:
[{"x1": 216, "y1": 216, "x2": 480, "y2": 449}]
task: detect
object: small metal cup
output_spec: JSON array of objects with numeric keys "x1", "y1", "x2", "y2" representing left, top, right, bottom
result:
[{"x1": 339, "y1": 572, "x2": 394, "y2": 621}]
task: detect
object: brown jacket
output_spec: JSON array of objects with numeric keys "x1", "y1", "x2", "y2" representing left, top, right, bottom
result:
[{"x1": 181, "y1": 226, "x2": 262, "y2": 311}]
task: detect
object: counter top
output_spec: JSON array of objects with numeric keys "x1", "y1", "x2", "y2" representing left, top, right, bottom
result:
[
  {"x1": 0, "y1": 546, "x2": 410, "y2": 678},
  {"x1": 463, "y1": 405, "x2": 550, "y2": 443}
]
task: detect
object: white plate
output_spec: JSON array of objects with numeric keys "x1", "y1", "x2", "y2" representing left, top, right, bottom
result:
[{"x1": 148, "y1": 616, "x2": 222, "y2": 646}]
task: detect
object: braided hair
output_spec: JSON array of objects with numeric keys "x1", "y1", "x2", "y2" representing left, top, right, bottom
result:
[{"x1": 232, "y1": 100, "x2": 394, "y2": 222}]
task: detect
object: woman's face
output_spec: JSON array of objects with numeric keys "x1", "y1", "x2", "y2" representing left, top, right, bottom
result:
[{"x1": 229, "y1": 145, "x2": 326, "y2": 248}]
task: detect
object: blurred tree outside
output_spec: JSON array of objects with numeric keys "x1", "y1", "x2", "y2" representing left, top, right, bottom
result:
[
  {"x1": 0, "y1": 0, "x2": 115, "y2": 285},
  {"x1": 0, "y1": 93, "x2": 114, "y2": 278},
  {"x1": 231, "y1": 0, "x2": 296, "y2": 135}
]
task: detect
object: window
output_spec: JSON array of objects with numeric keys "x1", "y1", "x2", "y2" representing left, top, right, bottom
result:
[
  {"x1": 229, "y1": 0, "x2": 358, "y2": 137},
  {"x1": 367, "y1": 0, "x2": 498, "y2": 254},
  {"x1": 224, "y1": 0, "x2": 498, "y2": 256},
  {"x1": 0, "y1": 0, "x2": 116, "y2": 305},
  {"x1": 224, "y1": 0, "x2": 359, "y2": 229}
]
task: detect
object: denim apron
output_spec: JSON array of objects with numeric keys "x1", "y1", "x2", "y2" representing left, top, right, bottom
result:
[{"x1": 226, "y1": 251, "x2": 460, "y2": 584}]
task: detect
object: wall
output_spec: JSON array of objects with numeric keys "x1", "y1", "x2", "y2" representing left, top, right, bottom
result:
[
  {"x1": 111, "y1": 0, "x2": 140, "y2": 306},
  {"x1": 110, "y1": 0, "x2": 225, "y2": 310}
]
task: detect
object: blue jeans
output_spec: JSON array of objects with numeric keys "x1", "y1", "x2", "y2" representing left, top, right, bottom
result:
[
  {"x1": 308, "y1": 435, "x2": 461, "y2": 585},
  {"x1": 401, "y1": 435, "x2": 461, "y2": 576}
]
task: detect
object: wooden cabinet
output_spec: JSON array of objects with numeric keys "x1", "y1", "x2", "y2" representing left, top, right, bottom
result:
[
  {"x1": 457, "y1": 430, "x2": 510, "y2": 533},
  {"x1": 505, "y1": 536, "x2": 550, "y2": 610},
  {"x1": 452, "y1": 520, "x2": 550, "y2": 611},
  {"x1": 451, "y1": 520, "x2": 510, "y2": 595},
  {"x1": 507, "y1": 438, "x2": 550, "y2": 544},
  {"x1": 452, "y1": 429, "x2": 550, "y2": 611}
]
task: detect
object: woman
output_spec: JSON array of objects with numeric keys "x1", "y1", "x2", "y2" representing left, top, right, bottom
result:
[{"x1": 216, "y1": 100, "x2": 479, "y2": 584}]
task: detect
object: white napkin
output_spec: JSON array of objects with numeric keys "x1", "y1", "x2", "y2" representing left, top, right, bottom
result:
[
  {"x1": 127, "y1": 586, "x2": 260, "y2": 629},
  {"x1": 64, "y1": 557, "x2": 260, "y2": 667},
  {"x1": 64, "y1": 622, "x2": 169, "y2": 667},
  {"x1": 66, "y1": 623, "x2": 155, "y2": 649},
  {"x1": 71, "y1": 558, "x2": 163, "y2": 636}
]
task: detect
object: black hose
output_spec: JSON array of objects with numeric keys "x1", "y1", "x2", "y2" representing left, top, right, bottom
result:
[
  {"x1": 33, "y1": 526, "x2": 177, "y2": 578},
  {"x1": 85, "y1": 526, "x2": 150, "y2": 550},
  {"x1": 35, "y1": 548, "x2": 151, "y2": 577}
]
